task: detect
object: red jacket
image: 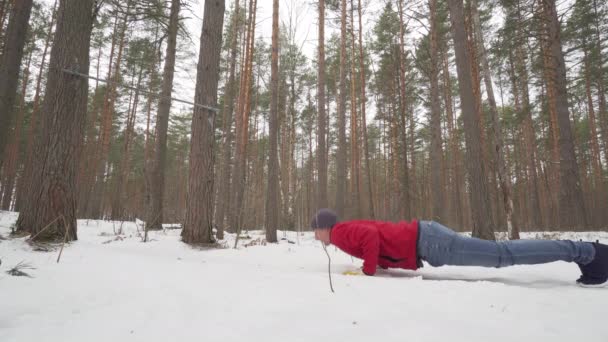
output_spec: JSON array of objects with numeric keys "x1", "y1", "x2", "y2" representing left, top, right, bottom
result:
[{"x1": 329, "y1": 220, "x2": 420, "y2": 275}]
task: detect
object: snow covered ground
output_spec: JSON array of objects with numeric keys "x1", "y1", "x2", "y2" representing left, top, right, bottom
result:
[{"x1": 1, "y1": 210, "x2": 607, "y2": 342}]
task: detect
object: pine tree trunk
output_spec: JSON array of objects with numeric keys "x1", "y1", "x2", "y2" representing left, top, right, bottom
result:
[
  {"x1": 428, "y1": 0, "x2": 445, "y2": 222},
  {"x1": 111, "y1": 66, "x2": 143, "y2": 220},
  {"x1": 265, "y1": 0, "x2": 279, "y2": 243},
  {"x1": 335, "y1": 0, "x2": 348, "y2": 219},
  {"x1": 593, "y1": 0, "x2": 608, "y2": 175},
  {"x1": 1, "y1": 49, "x2": 31, "y2": 210},
  {"x1": 583, "y1": 46, "x2": 603, "y2": 227},
  {"x1": 15, "y1": 0, "x2": 94, "y2": 241},
  {"x1": 279, "y1": 78, "x2": 289, "y2": 230},
  {"x1": 146, "y1": 0, "x2": 180, "y2": 230},
  {"x1": 182, "y1": 0, "x2": 225, "y2": 244},
  {"x1": 90, "y1": 5, "x2": 130, "y2": 218},
  {"x1": 541, "y1": 0, "x2": 588, "y2": 229},
  {"x1": 0, "y1": 0, "x2": 32, "y2": 170},
  {"x1": 447, "y1": 0, "x2": 495, "y2": 240},
  {"x1": 230, "y1": 0, "x2": 257, "y2": 235},
  {"x1": 540, "y1": 33, "x2": 560, "y2": 228},
  {"x1": 442, "y1": 47, "x2": 464, "y2": 229},
  {"x1": 356, "y1": 0, "x2": 374, "y2": 219},
  {"x1": 348, "y1": 0, "x2": 361, "y2": 218},
  {"x1": 514, "y1": 0, "x2": 543, "y2": 229},
  {"x1": 215, "y1": 0, "x2": 241, "y2": 239},
  {"x1": 15, "y1": 0, "x2": 57, "y2": 213},
  {"x1": 396, "y1": 0, "x2": 411, "y2": 219},
  {"x1": 316, "y1": 0, "x2": 328, "y2": 209},
  {"x1": 471, "y1": 0, "x2": 517, "y2": 237}
]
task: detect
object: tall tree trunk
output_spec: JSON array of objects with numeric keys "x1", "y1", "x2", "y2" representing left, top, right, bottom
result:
[
  {"x1": 356, "y1": 0, "x2": 374, "y2": 218},
  {"x1": 182, "y1": 0, "x2": 225, "y2": 244},
  {"x1": 442, "y1": 47, "x2": 464, "y2": 229},
  {"x1": 279, "y1": 78, "x2": 289, "y2": 230},
  {"x1": 230, "y1": 0, "x2": 257, "y2": 235},
  {"x1": 78, "y1": 14, "x2": 119, "y2": 218},
  {"x1": 15, "y1": 0, "x2": 94, "y2": 240},
  {"x1": 541, "y1": 0, "x2": 588, "y2": 229},
  {"x1": 428, "y1": 0, "x2": 445, "y2": 222},
  {"x1": 146, "y1": 0, "x2": 180, "y2": 230},
  {"x1": 335, "y1": 0, "x2": 348, "y2": 219},
  {"x1": 349, "y1": 0, "x2": 361, "y2": 218},
  {"x1": 447, "y1": 0, "x2": 495, "y2": 240},
  {"x1": 316, "y1": 0, "x2": 328, "y2": 209},
  {"x1": 514, "y1": 1, "x2": 543, "y2": 229},
  {"x1": 396, "y1": 0, "x2": 411, "y2": 219},
  {"x1": 583, "y1": 45, "x2": 603, "y2": 227},
  {"x1": 15, "y1": 0, "x2": 57, "y2": 212},
  {"x1": 265, "y1": 0, "x2": 279, "y2": 243},
  {"x1": 1, "y1": 49, "x2": 31, "y2": 210},
  {"x1": 593, "y1": 0, "x2": 608, "y2": 170},
  {"x1": 111, "y1": 66, "x2": 143, "y2": 220},
  {"x1": 91, "y1": 3, "x2": 130, "y2": 218},
  {"x1": 215, "y1": 0, "x2": 241, "y2": 239},
  {"x1": 471, "y1": 0, "x2": 517, "y2": 238},
  {"x1": 0, "y1": 0, "x2": 32, "y2": 170},
  {"x1": 540, "y1": 31, "x2": 560, "y2": 227}
]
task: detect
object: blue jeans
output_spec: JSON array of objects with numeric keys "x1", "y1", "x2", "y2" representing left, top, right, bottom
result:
[{"x1": 417, "y1": 221, "x2": 595, "y2": 267}]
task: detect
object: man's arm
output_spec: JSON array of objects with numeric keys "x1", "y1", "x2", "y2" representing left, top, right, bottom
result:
[{"x1": 358, "y1": 225, "x2": 380, "y2": 276}]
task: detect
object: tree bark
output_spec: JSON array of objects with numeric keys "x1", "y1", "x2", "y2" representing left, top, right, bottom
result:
[
  {"x1": 428, "y1": 0, "x2": 445, "y2": 222},
  {"x1": 215, "y1": 0, "x2": 241, "y2": 239},
  {"x1": 541, "y1": 0, "x2": 588, "y2": 229},
  {"x1": 265, "y1": 0, "x2": 279, "y2": 243},
  {"x1": 583, "y1": 45, "x2": 603, "y2": 227},
  {"x1": 1, "y1": 49, "x2": 32, "y2": 210},
  {"x1": 230, "y1": 0, "x2": 256, "y2": 235},
  {"x1": 349, "y1": 0, "x2": 361, "y2": 218},
  {"x1": 0, "y1": 0, "x2": 32, "y2": 170},
  {"x1": 447, "y1": 0, "x2": 495, "y2": 240},
  {"x1": 145, "y1": 0, "x2": 180, "y2": 230},
  {"x1": 15, "y1": 0, "x2": 94, "y2": 241},
  {"x1": 15, "y1": 0, "x2": 57, "y2": 212},
  {"x1": 90, "y1": 3, "x2": 130, "y2": 218},
  {"x1": 539, "y1": 28, "x2": 560, "y2": 227},
  {"x1": 396, "y1": 0, "x2": 411, "y2": 219},
  {"x1": 335, "y1": 0, "x2": 348, "y2": 219},
  {"x1": 316, "y1": 0, "x2": 328, "y2": 209},
  {"x1": 181, "y1": 0, "x2": 225, "y2": 244},
  {"x1": 471, "y1": 0, "x2": 518, "y2": 238},
  {"x1": 356, "y1": 0, "x2": 374, "y2": 219},
  {"x1": 111, "y1": 65, "x2": 143, "y2": 220},
  {"x1": 442, "y1": 47, "x2": 464, "y2": 229}
]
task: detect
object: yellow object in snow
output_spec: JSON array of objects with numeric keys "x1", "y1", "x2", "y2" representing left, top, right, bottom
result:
[{"x1": 342, "y1": 269, "x2": 364, "y2": 276}]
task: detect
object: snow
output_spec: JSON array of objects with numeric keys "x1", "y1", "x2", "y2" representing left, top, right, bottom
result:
[{"x1": 1, "y1": 210, "x2": 607, "y2": 342}]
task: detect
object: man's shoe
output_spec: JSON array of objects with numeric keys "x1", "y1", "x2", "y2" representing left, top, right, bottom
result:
[{"x1": 576, "y1": 242, "x2": 608, "y2": 287}]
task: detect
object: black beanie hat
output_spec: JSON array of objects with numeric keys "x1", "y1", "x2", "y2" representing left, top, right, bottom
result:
[{"x1": 311, "y1": 208, "x2": 338, "y2": 229}]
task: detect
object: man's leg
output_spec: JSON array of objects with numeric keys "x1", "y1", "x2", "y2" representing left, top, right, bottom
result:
[{"x1": 417, "y1": 221, "x2": 595, "y2": 267}]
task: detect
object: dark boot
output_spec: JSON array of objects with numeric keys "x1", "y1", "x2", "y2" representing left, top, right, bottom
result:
[{"x1": 576, "y1": 242, "x2": 608, "y2": 287}]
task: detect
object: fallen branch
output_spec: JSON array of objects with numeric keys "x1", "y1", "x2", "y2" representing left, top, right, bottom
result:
[
  {"x1": 56, "y1": 215, "x2": 69, "y2": 263},
  {"x1": 27, "y1": 215, "x2": 62, "y2": 241},
  {"x1": 321, "y1": 243, "x2": 335, "y2": 293}
]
